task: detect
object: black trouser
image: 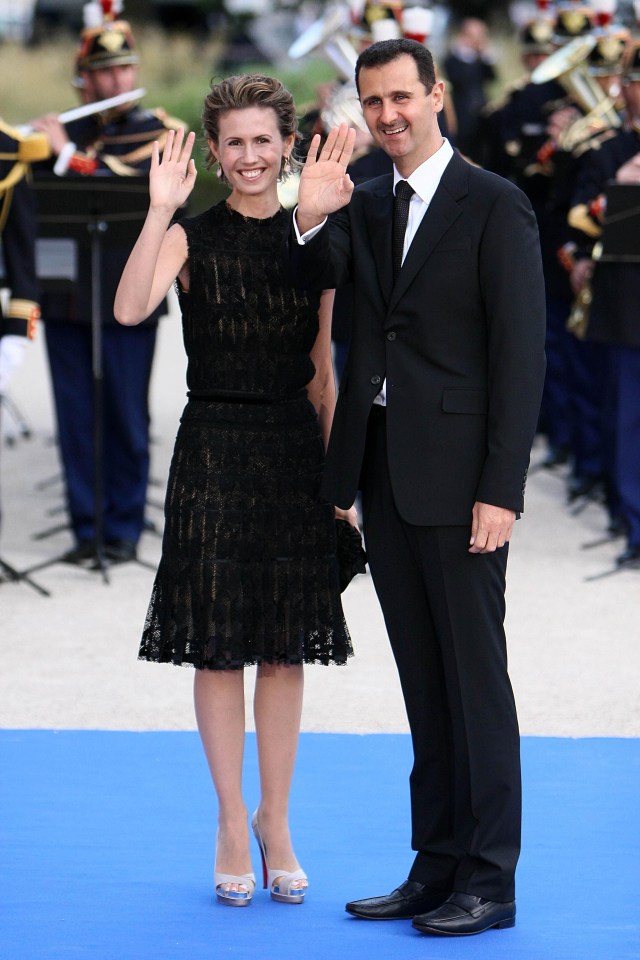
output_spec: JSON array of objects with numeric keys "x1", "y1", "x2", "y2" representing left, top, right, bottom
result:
[{"x1": 360, "y1": 407, "x2": 521, "y2": 902}]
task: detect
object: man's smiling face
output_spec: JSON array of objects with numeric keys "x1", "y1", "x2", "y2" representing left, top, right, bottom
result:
[{"x1": 358, "y1": 53, "x2": 445, "y2": 177}]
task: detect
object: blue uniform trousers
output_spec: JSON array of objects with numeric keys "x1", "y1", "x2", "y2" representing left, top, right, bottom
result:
[
  {"x1": 609, "y1": 345, "x2": 640, "y2": 549},
  {"x1": 45, "y1": 321, "x2": 157, "y2": 546}
]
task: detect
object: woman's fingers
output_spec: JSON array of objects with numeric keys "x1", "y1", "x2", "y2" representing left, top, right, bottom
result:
[
  {"x1": 161, "y1": 127, "x2": 176, "y2": 163},
  {"x1": 180, "y1": 130, "x2": 196, "y2": 166},
  {"x1": 157, "y1": 128, "x2": 195, "y2": 176}
]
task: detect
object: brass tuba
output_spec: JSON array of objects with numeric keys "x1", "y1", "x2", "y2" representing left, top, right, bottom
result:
[
  {"x1": 531, "y1": 35, "x2": 621, "y2": 152},
  {"x1": 288, "y1": 5, "x2": 369, "y2": 132}
]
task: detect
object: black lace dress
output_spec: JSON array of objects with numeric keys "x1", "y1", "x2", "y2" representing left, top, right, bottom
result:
[{"x1": 139, "y1": 201, "x2": 352, "y2": 670}]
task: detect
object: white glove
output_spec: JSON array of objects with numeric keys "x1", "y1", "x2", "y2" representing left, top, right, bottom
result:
[{"x1": 0, "y1": 335, "x2": 28, "y2": 395}]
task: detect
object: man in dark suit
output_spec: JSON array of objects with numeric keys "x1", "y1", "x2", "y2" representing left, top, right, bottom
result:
[{"x1": 289, "y1": 38, "x2": 546, "y2": 936}]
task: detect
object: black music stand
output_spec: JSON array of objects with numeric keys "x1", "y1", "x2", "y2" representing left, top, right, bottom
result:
[
  {"x1": 0, "y1": 432, "x2": 50, "y2": 594},
  {"x1": 22, "y1": 176, "x2": 154, "y2": 583}
]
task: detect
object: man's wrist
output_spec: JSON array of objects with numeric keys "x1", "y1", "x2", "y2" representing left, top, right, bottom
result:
[{"x1": 293, "y1": 206, "x2": 327, "y2": 244}]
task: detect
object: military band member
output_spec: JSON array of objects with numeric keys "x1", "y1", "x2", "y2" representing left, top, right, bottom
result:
[
  {"x1": 31, "y1": 2, "x2": 185, "y2": 567},
  {"x1": 0, "y1": 123, "x2": 46, "y2": 549},
  {"x1": 485, "y1": 9, "x2": 596, "y2": 481},
  {"x1": 568, "y1": 37, "x2": 640, "y2": 568},
  {"x1": 0, "y1": 124, "x2": 42, "y2": 397}
]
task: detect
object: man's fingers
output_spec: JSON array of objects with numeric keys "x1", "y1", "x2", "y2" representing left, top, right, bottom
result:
[
  {"x1": 338, "y1": 126, "x2": 357, "y2": 166},
  {"x1": 305, "y1": 132, "x2": 322, "y2": 166},
  {"x1": 319, "y1": 123, "x2": 355, "y2": 167},
  {"x1": 318, "y1": 125, "x2": 342, "y2": 162}
]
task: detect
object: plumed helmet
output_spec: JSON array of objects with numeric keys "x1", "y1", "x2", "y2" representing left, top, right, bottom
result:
[
  {"x1": 76, "y1": 0, "x2": 139, "y2": 72},
  {"x1": 587, "y1": 27, "x2": 630, "y2": 76},
  {"x1": 519, "y1": 17, "x2": 556, "y2": 55},
  {"x1": 553, "y1": 5, "x2": 594, "y2": 45}
]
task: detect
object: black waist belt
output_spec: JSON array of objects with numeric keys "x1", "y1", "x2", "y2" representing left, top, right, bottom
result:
[{"x1": 187, "y1": 388, "x2": 306, "y2": 405}]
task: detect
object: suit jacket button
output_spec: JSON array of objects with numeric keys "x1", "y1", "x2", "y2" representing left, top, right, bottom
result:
[
  {"x1": 386, "y1": 331, "x2": 396, "y2": 341},
  {"x1": 370, "y1": 375, "x2": 382, "y2": 385}
]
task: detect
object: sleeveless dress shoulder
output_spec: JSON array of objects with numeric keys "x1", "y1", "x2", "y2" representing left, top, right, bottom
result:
[{"x1": 139, "y1": 201, "x2": 352, "y2": 669}]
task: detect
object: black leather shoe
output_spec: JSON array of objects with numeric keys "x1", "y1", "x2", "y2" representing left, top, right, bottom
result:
[
  {"x1": 412, "y1": 893, "x2": 515, "y2": 936},
  {"x1": 61, "y1": 540, "x2": 97, "y2": 567},
  {"x1": 616, "y1": 544, "x2": 640, "y2": 568},
  {"x1": 542, "y1": 444, "x2": 569, "y2": 469},
  {"x1": 104, "y1": 539, "x2": 137, "y2": 564},
  {"x1": 345, "y1": 880, "x2": 449, "y2": 920},
  {"x1": 567, "y1": 474, "x2": 604, "y2": 504}
]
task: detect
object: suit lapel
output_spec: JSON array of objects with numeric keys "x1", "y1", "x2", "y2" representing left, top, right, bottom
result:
[{"x1": 389, "y1": 152, "x2": 469, "y2": 313}]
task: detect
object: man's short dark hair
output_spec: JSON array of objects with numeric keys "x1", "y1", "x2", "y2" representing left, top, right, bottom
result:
[{"x1": 355, "y1": 39, "x2": 436, "y2": 97}]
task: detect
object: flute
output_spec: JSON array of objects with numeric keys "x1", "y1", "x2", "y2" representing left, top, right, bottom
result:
[{"x1": 17, "y1": 88, "x2": 146, "y2": 138}]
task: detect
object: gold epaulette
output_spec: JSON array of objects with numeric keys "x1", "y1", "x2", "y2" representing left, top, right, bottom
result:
[
  {"x1": 100, "y1": 113, "x2": 188, "y2": 173},
  {"x1": 150, "y1": 109, "x2": 188, "y2": 133},
  {"x1": 0, "y1": 118, "x2": 50, "y2": 164},
  {"x1": 568, "y1": 203, "x2": 602, "y2": 238},
  {"x1": 0, "y1": 118, "x2": 50, "y2": 230}
]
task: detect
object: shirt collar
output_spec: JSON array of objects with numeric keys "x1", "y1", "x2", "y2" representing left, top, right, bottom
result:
[{"x1": 393, "y1": 138, "x2": 454, "y2": 203}]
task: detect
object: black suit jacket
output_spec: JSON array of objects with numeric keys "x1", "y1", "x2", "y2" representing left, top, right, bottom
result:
[{"x1": 289, "y1": 151, "x2": 546, "y2": 525}]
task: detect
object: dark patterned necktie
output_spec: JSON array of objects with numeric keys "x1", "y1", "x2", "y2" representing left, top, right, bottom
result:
[{"x1": 392, "y1": 180, "x2": 415, "y2": 282}]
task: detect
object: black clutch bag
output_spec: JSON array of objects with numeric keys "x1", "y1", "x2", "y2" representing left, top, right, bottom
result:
[{"x1": 335, "y1": 519, "x2": 367, "y2": 592}]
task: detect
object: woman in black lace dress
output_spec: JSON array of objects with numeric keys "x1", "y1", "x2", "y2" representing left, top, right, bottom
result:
[{"x1": 115, "y1": 76, "x2": 355, "y2": 908}]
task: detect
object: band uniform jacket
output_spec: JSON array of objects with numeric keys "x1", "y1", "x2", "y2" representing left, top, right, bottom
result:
[
  {"x1": 288, "y1": 150, "x2": 547, "y2": 525},
  {"x1": 570, "y1": 128, "x2": 640, "y2": 349},
  {"x1": 0, "y1": 128, "x2": 40, "y2": 340}
]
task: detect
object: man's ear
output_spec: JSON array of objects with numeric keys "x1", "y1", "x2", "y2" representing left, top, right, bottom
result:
[{"x1": 432, "y1": 80, "x2": 446, "y2": 114}]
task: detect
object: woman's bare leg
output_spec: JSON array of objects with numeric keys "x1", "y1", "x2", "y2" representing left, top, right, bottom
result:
[
  {"x1": 194, "y1": 668, "x2": 253, "y2": 888},
  {"x1": 253, "y1": 663, "x2": 306, "y2": 884}
]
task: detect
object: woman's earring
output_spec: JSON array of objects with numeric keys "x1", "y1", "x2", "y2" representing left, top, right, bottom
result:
[
  {"x1": 280, "y1": 155, "x2": 291, "y2": 181},
  {"x1": 216, "y1": 163, "x2": 223, "y2": 180}
]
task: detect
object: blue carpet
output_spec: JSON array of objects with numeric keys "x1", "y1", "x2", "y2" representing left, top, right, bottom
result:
[{"x1": 1, "y1": 732, "x2": 638, "y2": 960}]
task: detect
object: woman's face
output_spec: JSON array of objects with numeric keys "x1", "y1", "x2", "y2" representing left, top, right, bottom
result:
[{"x1": 211, "y1": 106, "x2": 294, "y2": 199}]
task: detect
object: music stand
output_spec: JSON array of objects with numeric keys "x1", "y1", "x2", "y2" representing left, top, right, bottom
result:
[
  {"x1": 21, "y1": 176, "x2": 154, "y2": 583},
  {"x1": 0, "y1": 407, "x2": 50, "y2": 593}
]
